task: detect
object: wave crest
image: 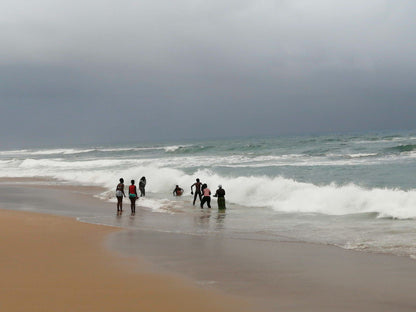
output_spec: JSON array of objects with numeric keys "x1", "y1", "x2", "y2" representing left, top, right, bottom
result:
[{"x1": 389, "y1": 144, "x2": 416, "y2": 153}]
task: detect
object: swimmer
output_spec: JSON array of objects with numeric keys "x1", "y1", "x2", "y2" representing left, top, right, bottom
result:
[{"x1": 173, "y1": 185, "x2": 184, "y2": 196}]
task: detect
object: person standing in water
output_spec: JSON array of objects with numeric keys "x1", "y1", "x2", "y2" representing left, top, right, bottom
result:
[
  {"x1": 213, "y1": 184, "x2": 226, "y2": 210},
  {"x1": 200, "y1": 183, "x2": 211, "y2": 208},
  {"x1": 139, "y1": 176, "x2": 146, "y2": 197},
  {"x1": 129, "y1": 180, "x2": 138, "y2": 214},
  {"x1": 173, "y1": 185, "x2": 184, "y2": 196},
  {"x1": 191, "y1": 178, "x2": 202, "y2": 206},
  {"x1": 115, "y1": 178, "x2": 126, "y2": 213}
]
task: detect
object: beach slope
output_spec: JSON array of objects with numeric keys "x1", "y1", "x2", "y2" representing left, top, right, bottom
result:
[{"x1": 0, "y1": 209, "x2": 254, "y2": 312}]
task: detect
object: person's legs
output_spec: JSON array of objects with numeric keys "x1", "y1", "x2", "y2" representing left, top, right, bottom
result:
[
  {"x1": 218, "y1": 197, "x2": 226, "y2": 210},
  {"x1": 130, "y1": 197, "x2": 136, "y2": 213},
  {"x1": 193, "y1": 192, "x2": 198, "y2": 205},
  {"x1": 207, "y1": 196, "x2": 211, "y2": 208},
  {"x1": 117, "y1": 196, "x2": 123, "y2": 211},
  {"x1": 200, "y1": 196, "x2": 206, "y2": 208}
]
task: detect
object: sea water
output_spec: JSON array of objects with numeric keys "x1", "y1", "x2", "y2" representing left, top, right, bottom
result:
[{"x1": 1, "y1": 130, "x2": 416, "y2": 258}]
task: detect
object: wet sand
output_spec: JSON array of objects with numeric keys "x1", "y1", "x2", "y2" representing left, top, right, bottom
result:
[
  {"x1": 109, "y1": 229, "x2": 416, "y2": 312},
  {"x1": 1, "y1": 181, "x2": 416, "y2": 311},
  {"x1": 0, "y1": 209, "x2": 255, "y2": 312}
]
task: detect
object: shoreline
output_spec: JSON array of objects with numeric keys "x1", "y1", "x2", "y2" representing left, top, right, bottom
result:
[
  {"x1": 2, "y1": 180, "x2": 416, "y2": 311},
  {"x1": 0, "y1": 208, "x2": 257, "y2": 312}
]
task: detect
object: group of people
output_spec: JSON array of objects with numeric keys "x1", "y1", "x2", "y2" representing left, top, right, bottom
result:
[
  {"x1": 116, "y1": 177, "x2": 226, "y2": 214},
  {"x1": 115, "y1": 176, "x2": 146, "y2": 214},
  {"x1": 190, "y1": 178, "x2": 226, "y2": 210}
]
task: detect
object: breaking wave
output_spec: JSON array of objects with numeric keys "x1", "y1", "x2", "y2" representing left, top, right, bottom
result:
[{"x1": 1, "y1": 157, "x2": 416, "y2": 219}]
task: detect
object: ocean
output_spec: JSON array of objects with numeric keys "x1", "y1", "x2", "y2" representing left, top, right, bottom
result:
[{"x1": 1, "y1": 130, "x2": 416, "y2": 258}]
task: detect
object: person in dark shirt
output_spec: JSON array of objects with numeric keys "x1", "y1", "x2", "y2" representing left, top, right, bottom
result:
[
  {"x1": 139, "y1": 176, "x2": 146, "y2": 197},
  {"x1": 173, "y1": 185, "x2": 184, "y2": 196},
  {"x1": 213, "y1": 185, "x2": 226, "y2": 210},
  {"x1": 190, "y1": 178, "x2": 202, "y2": 205}
]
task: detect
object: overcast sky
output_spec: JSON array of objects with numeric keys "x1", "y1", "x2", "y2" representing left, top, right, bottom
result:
[{"x1": 1, "y1": 0, "x2": 416, "y2": 148}]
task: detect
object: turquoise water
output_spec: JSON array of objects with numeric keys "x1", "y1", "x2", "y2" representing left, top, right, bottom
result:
[{"x1": 1, "y1": 130, "x2": 416, "y2": 257}]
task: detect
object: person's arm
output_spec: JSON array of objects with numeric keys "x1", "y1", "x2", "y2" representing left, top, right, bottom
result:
[
  {"x1": 191, "y1": 183, "x2": 195, "y2": 194},
  {"x1": 122, "y1": 184, "x2": 126, "y2": 197}
]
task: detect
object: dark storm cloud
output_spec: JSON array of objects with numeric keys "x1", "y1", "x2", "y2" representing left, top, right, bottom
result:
[{"x1": 1, "y1": 0, "x2": 416, "y2": 147}]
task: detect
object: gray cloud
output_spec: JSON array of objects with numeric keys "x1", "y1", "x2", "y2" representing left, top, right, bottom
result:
[{"x1": 1, "y1": 0, "x2": 416, "y2": 147}]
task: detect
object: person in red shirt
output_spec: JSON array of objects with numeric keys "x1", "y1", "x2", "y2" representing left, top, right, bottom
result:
[{"x1": 128, "y1": 180, "x2": 138, "y2": 214}]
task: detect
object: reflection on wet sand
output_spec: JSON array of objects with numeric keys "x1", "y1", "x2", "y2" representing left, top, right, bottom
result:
[
  {"x1": 192, "y1": 209, "x2": 228, "y2": 233},
  {"x1": 215, "y1": 211, "x2": 226, "y2": 230}
]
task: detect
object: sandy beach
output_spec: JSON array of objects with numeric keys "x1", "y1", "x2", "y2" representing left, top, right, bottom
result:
[
  {"x1": 0, "y1": 208, "x2": 256, "y2": 312},
  {"x1": 1, "y1": 181, "x2": 416, "y2": 312}
]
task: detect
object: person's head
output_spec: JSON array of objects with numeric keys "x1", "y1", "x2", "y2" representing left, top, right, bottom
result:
[
  {"x1": 218, "y1": 184, "x2": 222, "y2": 189},
  {"x1": 203, "y1": 183, "x2": 207, "y2": 188},
  {"x1": 120, "y1": 178, "x2": 124, "y2": 183},
  {"x1": 176, "y1": 185, "x2": 179, "y2": 188},
  {"x1": 141, "y1": 176, "x2": 146, "y2": 180},
  {"x1": 196, "y1": 178, "x2": 200, "y2": 182},
  {"x1": 131, "y1": 180, "x2": 135, "y2": 185}
]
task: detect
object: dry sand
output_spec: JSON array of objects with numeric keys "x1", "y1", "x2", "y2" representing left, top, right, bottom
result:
[{"x1": 0, "y1": 209, "x2": 255, "y2": 312}]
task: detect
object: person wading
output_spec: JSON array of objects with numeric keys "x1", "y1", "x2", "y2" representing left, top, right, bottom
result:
[
  {"x1": 200, "y1": 183, "x2": 211, "y2": 209},
  {"x1": 115, "y1": 178, "x2": 126, "y2": 213},
  {"x1": 129, "y1": 180, "x2": 138, "y2": 215},
  {"x1": 191, "y1": 178, "x2": 202, "y2": 206},
  {"x1": 214, "y1": 184, "x2": 226, "y2": 210}
]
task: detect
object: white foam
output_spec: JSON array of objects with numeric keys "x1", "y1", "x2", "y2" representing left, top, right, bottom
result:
[
  {"x1": 347, "y1": 153, "x2": 378, "y2": 158},
  {"x1": 164, "y1": 145, "x2": 191, "y2": 152},
  {"x1": 0, "y1": 149, "x2": 31, "y2": 156},
  {"x1": 30, "y1": 148, "x2": 95, "y2": 155}
]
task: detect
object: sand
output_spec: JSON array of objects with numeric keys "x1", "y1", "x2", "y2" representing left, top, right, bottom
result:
[
  {"x1": 0, "y1": 209, "x2": 255, "y2": 312},
  {"x1": 109, "y1": 228, "x2": 416, "y2": 312}
]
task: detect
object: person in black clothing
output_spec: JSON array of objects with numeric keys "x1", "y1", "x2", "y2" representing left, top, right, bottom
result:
[
  {"x1": 190, "y1": 178, "x2": 202, "y2": 206},
  {"x1": 139, "y1": 176, "x2": 146, "y2": 197},
  {"x1": 213, "y1": 185, "x2": 226, "y2": 210}
]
